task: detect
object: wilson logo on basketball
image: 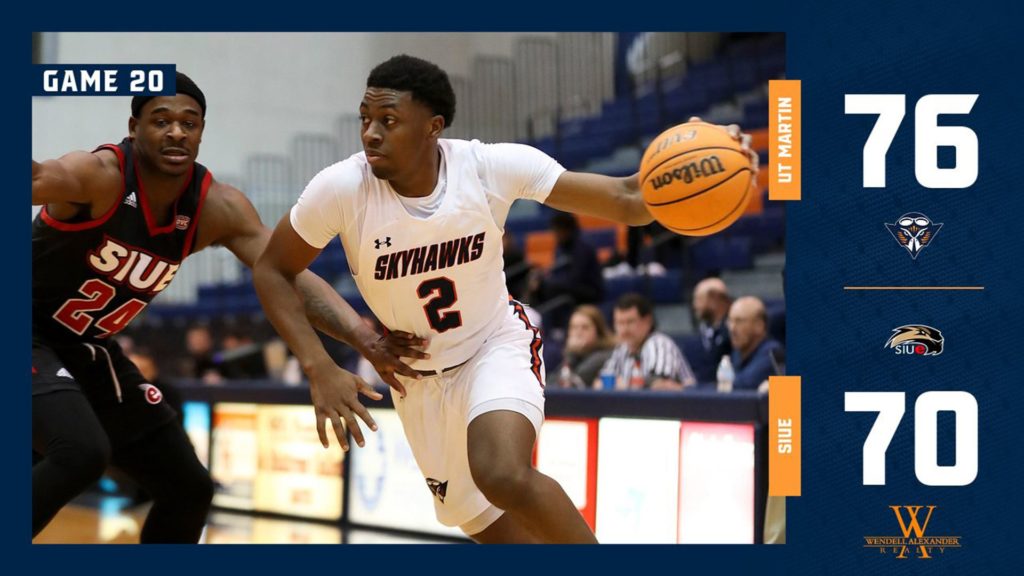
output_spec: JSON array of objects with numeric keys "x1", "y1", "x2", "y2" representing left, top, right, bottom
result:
[
  {"x1": 650, "y1": 155, "x2": 726, "y2": 189},
  {"x1": 138, "y1": 383, "x2": 163, "y2": 405}
]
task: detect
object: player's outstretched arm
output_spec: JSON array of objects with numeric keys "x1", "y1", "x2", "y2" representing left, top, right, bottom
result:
[
  {"x1": 544, "y1": 171, "x2": 653, "y2": 226},
  {"x1": 32, "y1": 151, "x2": 120, "y2": 207},
  {"x1": 200, "y1": 183, "x2": 367, "y2": 345},
  {"x1": 545, "y1": 116, "x2": 758, "y2": 227},
  {"x1": 202, "y1": 183, "x2": 426, "y2": 394},
  {"x1": 250, "y1": 211, "x2": 382, "y2": 450}
]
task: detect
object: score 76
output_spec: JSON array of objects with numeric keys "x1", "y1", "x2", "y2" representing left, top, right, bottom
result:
[
  {"x1": 844, "y1": 94, "x2": 978, "y2": 188},
  {"x1": 845, "y1": 391, "x2": 977, "y2": 486}
]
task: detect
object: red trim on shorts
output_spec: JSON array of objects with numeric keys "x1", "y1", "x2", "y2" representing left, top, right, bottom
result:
[
  {"x1": 40, "y1": 144, "x2": 125, "y2": 232},
  {"x1": 181, "y1": 171, "x2": 212, "y2": 258},
  {"x1": 508, "y1": 297, "x2": 544, "y2": 388}
]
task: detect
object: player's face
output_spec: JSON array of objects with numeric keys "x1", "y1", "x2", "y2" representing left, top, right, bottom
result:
[
  {"x1": 614, "y1": 307, "x2": 652, "y2": 352},
  {"x1": 129, "y1": 95, "x2": 204, "y2": 177},
  {"x1": 567, "y1": 312, "x2": 598, "y2": 352},
  {"x1": 359, "y1": 88, "x2": 440, "y2": 180}
]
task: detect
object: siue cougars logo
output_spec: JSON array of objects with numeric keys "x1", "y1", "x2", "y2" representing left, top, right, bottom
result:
[
  {"x1": 87, "y1": 235, "x2": 181, "y2": 294},
  {"x1": 885, "y1": 325, "x2": 944, "y2": 356}
]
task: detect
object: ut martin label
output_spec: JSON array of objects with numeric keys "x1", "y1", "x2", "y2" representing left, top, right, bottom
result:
[{"x1": 34, "y1": 65, "x2": 176, "y2": 96}]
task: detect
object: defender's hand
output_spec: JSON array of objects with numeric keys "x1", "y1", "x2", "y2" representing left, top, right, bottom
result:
[
  {"x1": 363, "y1": 330, "x2": 430, "y2": 398},
  {"x1": 308, "y1": 361, "x2": 382, "y2": 450}
]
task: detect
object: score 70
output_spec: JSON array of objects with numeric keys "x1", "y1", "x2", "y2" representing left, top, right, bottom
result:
[
  {"x1": 845, "y1": 94, "x2": 978, "y2": 188},
  {"x1": 845, "y1": 391, "x2": 978, "y2": 486}
]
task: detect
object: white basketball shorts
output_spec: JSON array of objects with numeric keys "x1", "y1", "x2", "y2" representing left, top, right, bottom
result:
[{"x1": 391, "y1": 300, "x2": 546, "y2": 535}]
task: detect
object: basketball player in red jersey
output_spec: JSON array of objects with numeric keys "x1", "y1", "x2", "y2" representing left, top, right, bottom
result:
[
  {"x1": 253, "y1": 56, "x2": 757, "y2": 543},
  {"x1": 32, "y1": 72, "x2": 417, "y2": 542}
]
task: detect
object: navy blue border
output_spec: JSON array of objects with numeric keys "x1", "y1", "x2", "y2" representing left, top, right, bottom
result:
[{"x1": 15, "y1": 1, "x2": 1022, "y2": 575}]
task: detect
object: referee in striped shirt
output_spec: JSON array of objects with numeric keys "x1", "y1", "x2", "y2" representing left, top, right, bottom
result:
[{"x1": 596, "y1": 293, "x2": 695, "y2": 390}]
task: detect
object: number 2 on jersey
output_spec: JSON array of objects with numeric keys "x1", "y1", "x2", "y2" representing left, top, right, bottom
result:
[
  {"x1": 417, "y1": 277, "x2": 462, "y2": 333},
  {"x1": 52, "y1": 278, "x2": 147, "y2": 337}
]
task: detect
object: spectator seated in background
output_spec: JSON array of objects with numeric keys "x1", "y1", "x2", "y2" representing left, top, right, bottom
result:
[
  {"x1": 551, "y1": 304, "x2": 616, "y2": 389},
  {"x1": 215, "y1": 329, "x2": 268, "y2": 380},
  {"x1": 603, "y1": 220, "x2": 680, "y2": 278},
  {"x1": 691, "y1": 277, "x2": 733, "y2": 387},
  {"x1": 597, "y1": 293, "x2": 696, "y2": 390},
  {"x1": 182, "y1": 324, "x2": 222, "y2": 384},
  {"x1": 527, "y1": 212, "x2": 603, "y2": 328},
  {"x1": 502, "y1": 230, "x2": 532, "y2": 302},
  {"x1": 726, "y1": 296, "x2": 784, "y2": 391}
]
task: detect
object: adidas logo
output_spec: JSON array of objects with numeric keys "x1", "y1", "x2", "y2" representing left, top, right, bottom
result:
[
  {"x1": 56, "y1": 368, "x2": 73, "y2": 379},
  {"x1": 124, "y1": 192, "x2": 138, "y2": 208}
]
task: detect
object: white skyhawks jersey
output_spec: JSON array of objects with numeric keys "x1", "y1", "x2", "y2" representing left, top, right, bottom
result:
[{"x1": 290, "y1": 138, "x2": 565, "y2": 370}]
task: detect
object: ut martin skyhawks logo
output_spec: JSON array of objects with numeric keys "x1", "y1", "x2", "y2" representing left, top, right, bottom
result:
[
  {"x1": 425, "y1": 477, "x2": 448, "y2": 503},
  {"x1": 885, "y1": 325, "x2": 944, "y2": 356},
  {"x1": 864, "y1": 505, "x2": 961, "y2": 559},
  {"x1": 886, "y1": 212, "x2": 942, "y2": 259}
]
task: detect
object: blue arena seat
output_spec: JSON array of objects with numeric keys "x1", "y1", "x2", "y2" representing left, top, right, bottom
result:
[
  {"x1": 604, "y1": 275, "x2": 642, "y2": 302},
  {"x1": 582, "y1": 228, "x2": 617, "y2": 251},
  {"x1": 691, "y1": 236, "x2": 753, "y2": 271},
  {"x1": 648, "y1": 269, "x2": 683, "y2": 303},
  {"x1": 676, "y1": 334, "x2": 713, "y2": 384}
]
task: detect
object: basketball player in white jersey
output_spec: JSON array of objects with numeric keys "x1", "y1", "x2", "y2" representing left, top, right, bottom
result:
[{"x1": 253, "y1": 55, "x2": 756, "y2": 543}]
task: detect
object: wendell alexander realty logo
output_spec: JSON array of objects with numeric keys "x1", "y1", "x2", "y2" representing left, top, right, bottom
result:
[
  {"x1": 864, "y1": 505, "x2": 961, "y2": 559},
  {"x1": 886, "y1": 212, "x2": 942, "y2": 260},
  {"x1": 885, "y1": 325, "x2": 944, "y2": 356}
]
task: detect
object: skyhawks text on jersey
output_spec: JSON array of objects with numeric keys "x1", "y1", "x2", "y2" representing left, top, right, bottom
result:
[{"x1": 373, "y1": 232, "x2": 486, "y2": 281}]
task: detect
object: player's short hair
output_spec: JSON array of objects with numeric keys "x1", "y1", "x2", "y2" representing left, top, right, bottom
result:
[
  {"x1": 131, "y1": 71, "x2": 206, "y2": 118},
  {"x1": 367, "y1": 55, "x2": 456, "y2": 128},
  {"x1": 615, "y1": 293, "x2": 654, "y2": 318}
]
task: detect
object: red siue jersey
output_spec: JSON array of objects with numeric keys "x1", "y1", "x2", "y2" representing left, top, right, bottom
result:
[{"x1": 33, "y1": 138, "x2": 211, "y2": 343}]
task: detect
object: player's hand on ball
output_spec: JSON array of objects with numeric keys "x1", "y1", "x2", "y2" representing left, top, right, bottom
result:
[
  {"x1": 365, "y1": 330, "x2": 431, "y2": 398},
  {"x1": 308, "y1": 360, "x2": 382, "y2": 450},
  {"x1": 687, "y1": 116, "x2": 760, "y2": 181}
]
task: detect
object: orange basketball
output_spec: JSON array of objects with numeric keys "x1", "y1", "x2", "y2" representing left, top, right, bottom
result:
[{"x1": 639, "y1": 121, "x2": 754, "y2": 236}]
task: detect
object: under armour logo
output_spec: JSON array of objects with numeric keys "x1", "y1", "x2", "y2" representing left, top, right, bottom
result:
[{"x1": 374, "y1": 237, "x2": 392, "y2": 249}]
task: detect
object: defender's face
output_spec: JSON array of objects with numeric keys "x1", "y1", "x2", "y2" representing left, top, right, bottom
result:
[
  {"x1": 129, "y1": 94, "x2": 204, "y2": 177},
  {"x1": 359, "y1": 88, "x2": 438, "y2": 180}
]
